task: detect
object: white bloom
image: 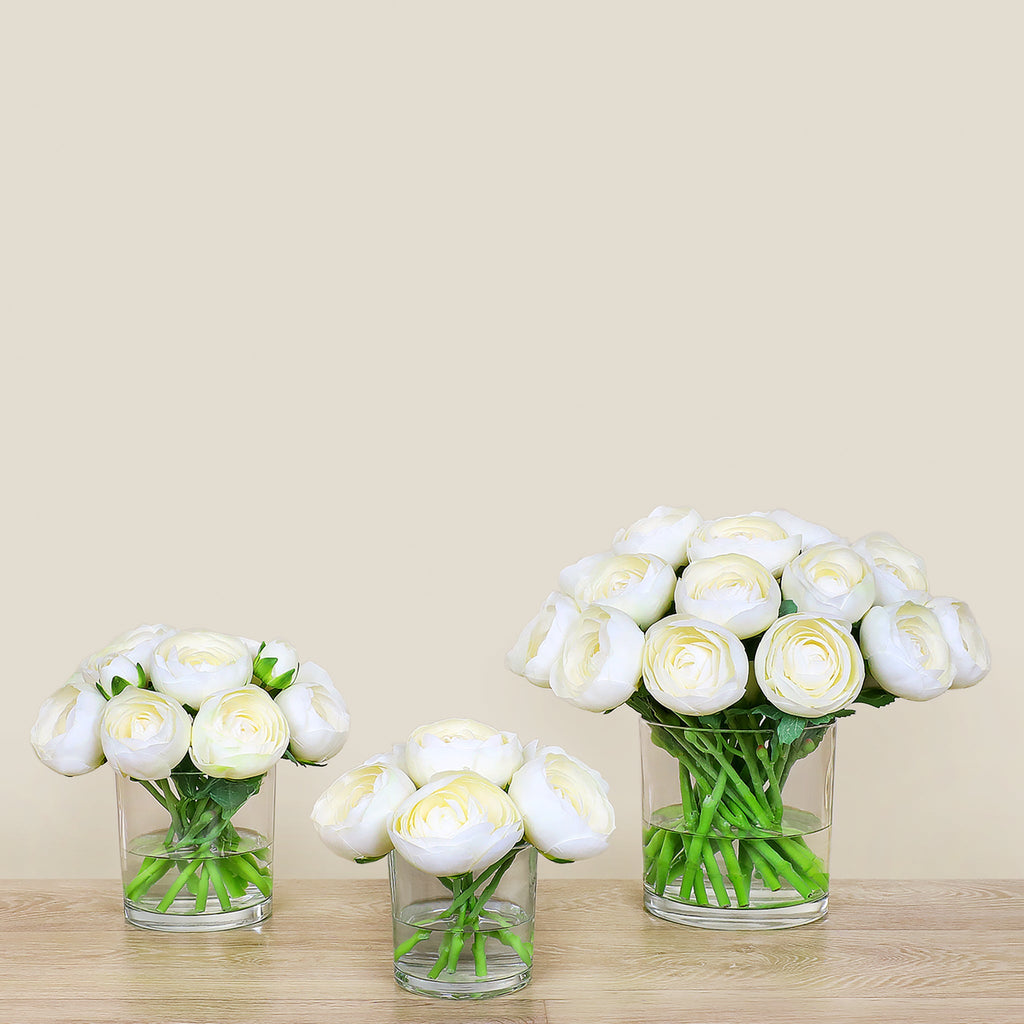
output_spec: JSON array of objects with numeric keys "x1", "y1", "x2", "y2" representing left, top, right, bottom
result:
[
  {"x1": 754, "y1": 614, "x2": 864, "y2": 715},
  {"x1": 30, "y1": 684, "x2": 106, "y2": 777},
  {"x1": 65, "y1": 670, "x2": 97, "y2": 693},
  {"x1": 559, "y1": 552, "x2": 675, "y2": 629},
  {"x1": 859, "y1": 602, "x2": 954, "y2": 701},
  {"x1": 926, "y1": 597, "x2": 991, "y2": 689},
  {"x1": 388, "y1": 770, "x2": 525, "y2": 877},
  {"x1": 80, "y1": 624, "x2": 178, "y2": 689},
  {"x1": 190, "y1": 685, "x2": 290, "y2": 779},
  {"x1": 687, "y1": 514, "x2": 801, "y2": 577},
  {"x1": 362, "y1": 743, "x2": 408, "y2": 773},
  {"x1": 151, "y1": 631, "x2": 253, "y2": 709},
  {"x1": 642, "y1": 615, "x2": 750, "y2": 716},
  {"x1": 550, "y1": 605, "x2": 644, "y2": 712},
  {"x1": 675, "y1": 554, "x2": 781, "y2": 638},
  {"x1": 612, "y1": 506, "x2": 703, "y2": 569},
  {"x1": 404, "y1": 719, "x2": 524, "y2": 789},
  {"x1": 256, "y1": 639, "x2": 299, "y2": 681},
  {"x1": 853, "y1": 532, "x2": 929, "y2": 606},
  {"x1": 312, "y1": 763, "x2": 416, "y2": 861},
  {"x1": 506, "y1": 591, "x2": 581, "y2": 688},
  {"x1": 768, "y1": 510, "x2": 844, "y2": 550},
  {"x1": 100, "y1": 688, "x2": 193, "y2": 781},
  {"x1": 781, "y1": 543, "x2": 876, "y2": 623},
  {"x1": 507, "y1": 747, "x2": 615, "y2": 861},
  {"x1": 275, "y1": 662, "x2": 350, "y2": 763}
]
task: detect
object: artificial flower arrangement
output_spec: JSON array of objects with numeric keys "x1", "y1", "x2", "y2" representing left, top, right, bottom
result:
[
  {"x1": 31, "y1": 624, "x2": 350, "y2": 925},
  {"x1": 507, "y1": 508, "x2": 990, "y2": 923},
  {"x1": 313, "y1": 718, "x2": 614, "y2": 996}
]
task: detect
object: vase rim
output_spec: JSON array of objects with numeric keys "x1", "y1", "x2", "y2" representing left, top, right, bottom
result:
[{"x1": 639, "y1": 718, "x2": 836, "y2": 733}]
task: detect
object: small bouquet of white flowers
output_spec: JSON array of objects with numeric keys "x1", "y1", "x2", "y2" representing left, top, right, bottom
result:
[
  {"x1": 313, "y1": 718, "x2": 614, "y2": 995},
  {"x1": 507, "y1": 508, "x2": 990, "y2": 926},
  {"x1": 31, "y1": 625, "x2": 350, "y2": 927}
]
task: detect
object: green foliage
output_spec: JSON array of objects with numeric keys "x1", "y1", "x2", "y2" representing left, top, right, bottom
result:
[
  {"x1": 110, "y1": 676, "x2": 133, "y2": 697},
  {"x1": 855, "y1": 690, "x2": 898, "y2": 709},
  {"x1": 95, "y1": 683, "x2": 111, "y2": 701},
  {"x1": 206, "y1": 775, "x2": 264, "y2": 819},
  {"x1": 775, "y1": 713, "x2": 807, "y2": 744},
  {"x1": 283, "y1": 748, "x2": 325, "y2": 768},
  {"x1": 779, "y1": 599, "x2": 798, "y2": 616}
]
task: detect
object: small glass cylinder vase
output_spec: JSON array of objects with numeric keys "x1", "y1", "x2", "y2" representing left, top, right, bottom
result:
[
  {"x1": 641, "y1": 719, "x2": 835, "y2": 930},
  {"x1": 115, "y1": 766, "x2": 276, "y2": 931},
  {"x1": 389, "y1": 844, "x2": 537, "y2": 999}
]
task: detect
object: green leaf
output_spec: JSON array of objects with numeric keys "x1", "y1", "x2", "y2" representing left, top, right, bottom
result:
[
  {"x1": 207, "y1": 775, "x2": 264, "y2": 820},
  {"x1": 95, "y1": 683, "x2": 111, "y2": 701},
  {"x1": 264, "y1": 667, "x2": 295, "y2": 692},
  {"x1": 855, "y1": 690, "x2": 898, "y2": 709},
  {"x1": 252, "y1": 655, "x2": 278, "y2": 684},
  {"x1": 775, "y1": 713, "x2": 807, "y2": 745},
  {"x1": 136, "y1": 663, "x2": 147, "y2": 688},
  {"x1": 354, "y1": 854, "x2": 387, "y2": 865},
  {"x1": 779, "y1": 599, "x2": 798, "y2": 616},
  {"x1": 110, "y1": 676, "x2": 133, "y2": 697}
]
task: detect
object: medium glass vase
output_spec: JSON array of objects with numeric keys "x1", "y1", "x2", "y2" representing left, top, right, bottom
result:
[
  {"x1": 115, "y1": 765, "x2": 275, "y2": 931},
  {"x1": 641, "y1": 719, "x2": 835, "y2": 930},
  {"x1": 389, "y1": 843, "x2": 537, "y2": 998}
]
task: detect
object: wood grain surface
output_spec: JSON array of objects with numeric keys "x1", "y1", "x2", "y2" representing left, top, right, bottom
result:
[{"x1": 1, "y1": 879, "x2": 1021, "y2": 1023}]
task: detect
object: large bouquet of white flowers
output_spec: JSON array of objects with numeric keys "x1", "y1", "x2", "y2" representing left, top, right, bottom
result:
[{"x1": 507, "y1": 508, "x2": 990, "y2": 922}]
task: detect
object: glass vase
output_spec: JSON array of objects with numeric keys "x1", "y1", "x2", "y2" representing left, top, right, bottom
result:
[
  {"x1": 389, "y1": 843, "x2": 537, "y2": 998},
  {"x1": 115, "y1": 765, "x2": 275, "y2": 931},
  {"x1": 640, "y1": 719, "x2": 835, "y2": 930}
]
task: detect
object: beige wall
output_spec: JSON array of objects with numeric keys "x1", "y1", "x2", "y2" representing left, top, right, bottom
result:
[{"x1": 2, "y1": 2, "x2": 1020, "y2": 883}]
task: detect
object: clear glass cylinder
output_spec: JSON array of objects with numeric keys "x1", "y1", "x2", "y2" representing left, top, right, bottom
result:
[
  {"x1": 389, "y1": 844, "x2": 537, "y2": 998},
  {"x1": 640, "y1": 719, "x2": 835, "y2": 930},
  {"x1": 115, "y1": 766, "x2": 275, "y2": 931}
]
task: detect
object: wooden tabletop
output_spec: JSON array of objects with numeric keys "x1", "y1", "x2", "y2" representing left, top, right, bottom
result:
[{"x1": 1, "y1": 879, "x2": 1021, "y2": 1023}]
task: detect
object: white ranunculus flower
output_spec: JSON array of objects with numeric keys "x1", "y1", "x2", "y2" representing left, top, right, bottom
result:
[
  {"x1": 852, "y1": 532, "x2": 929, "y2": 606},
  {"x1": 506, "y1": 591, "x2": 581, "y2": 688},
  {"x1": 151, "y1": 631, "x2": 253, "y2": 709},
  {"x1": 675, "y1": 554, "x2": 781, "y2": 639},
  {"x1": 642, "y1": 615, "x2": 750, "y2": 716},
  {"x1": 507, "y1": 746, "x2": 615, "y2": 862},
  {"x1": 190, "y1": 685, "x2": 290, "y2": 779},
  {"x1": 549, "y1": 604, "x2": 645, "y2": 712},
  {"x1": 312, "y1": 763, "x2": 417, "y2": 861},
  {"x1": 767, "y1": 510, "x2": 845, "y2": 551},
  {"x1": 388, "y1": 770, "x2": 525, "y2": 877},
  {"x1": 926, "y1": 597, "x2": 991, "y2": 689},
  {"x1": 65, "y1": 670, "x2": 97, "y2": 693},
  {"x1": 99, "y1": 688, "x2": 193, "y2": 781},
  {"x1": 754, "y1": 614, "x2": 865, "y2": 716},
  {"x1": 559, "y1": 552, "x2": 676, "y2": 629},
  {"x1": 80, "y1": 624, "x2": 178, "y2": 689},
  {"x1": 612, "y1": 506, "x2": 703, "y2": 569},
  {"x1": 256, "y1": 639, "x2": 299, "y2": 680},
  {"x1": 362, "y1": 743, "x2": 408, "y2": 773},
  {"x1": 274, "y1": 661, "x2": 350, "y2": 763},
  {"x1": 30, "y1": 684, "x2": 107, "y2": 777},
  {"x1": 859, "y1": 602, "x2": 954, "y2": 701},
  {"x1": 404, "y1": 719, "x2": 524, "y2": 789},
  {"x1": 781, "y1": 543, "x2": 876, "y2": 624},
  {"x1": 687, "y1": 514, "x2": 801, "y2": 578}
]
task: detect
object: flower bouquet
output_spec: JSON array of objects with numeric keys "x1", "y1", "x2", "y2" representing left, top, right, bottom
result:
[
  {"x1": 31, "y1": 624, "x2": 351, "y2": 930},
  {"x1": 507, "y1": 508, "x2": 990, "y2": 929},
  {"x1": 313, "y1": 718, "x2": 614, "y2": 998}
]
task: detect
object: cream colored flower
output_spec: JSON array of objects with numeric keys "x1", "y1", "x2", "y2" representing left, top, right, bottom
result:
[
  {"x1": 388, "y1": 771, "x2": 525, "y2": 876},
  {"x1": 80, "y1": 624, "x2": 178, "y2": 690},
  {"x1": 642, "y1": 615, "x2": 749, "y2": 715},
  {"x1": 31, "y1": 684, "x2": 106, "y2": 777},
  {"x1": 100, "y1": 688, "x2": 193, "y2": 781},
  {"x1": 687, "y1": 514, "x2": 801, "y2": 577},
  {"x1": 853, "y1": 532, "x2": 928, "y2": 606},
  {"x1": 926, "y1": 597, "x2": 991, "y2": 689},
  {"x1": 506, "y1": 591, "x2": 581, "y2": 688},
  {"x1": 189, "y1": 685, "x2": 290, "y2": 779},
  {"x1": 549, "y1": 605, "x2": 644, "y2": 712},
  {"x1": 404, "y1": 719, "x2": 524, "y2": 788},
  {"x1": 675, "y1": 554, "x2": 781, "y2": 638},
  {"x1": 781, "y1": 543, "x2": 876, "y2": 623},
  {"x1": 559, "y1": 551, "x2": 675, "y2": 628},
  {"x1": 151, "y1": 631, "x2": 253, "y2": 709},
  {"x1": 754, "y1": 614, "x2": 864, "y2": 715},
  {"x1": 612, "y1": 506, "x2": 703, "y2": 569},
  {"x1": 312, "y1": 763, "x2": 416, "y2": 861},
  {"x1": 859, "y1": 602, "x2": 954, "y2": 701}
]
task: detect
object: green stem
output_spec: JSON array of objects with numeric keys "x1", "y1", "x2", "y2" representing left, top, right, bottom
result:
[
  {"x1": 394, "y1": 928, "x2": 432, "y2": 960},
  {"x1": 156, "y1": 858, "x2": 203, "y2": 912},
  {"x1": 472, "y1": 930, "x2": 488, "y2": 977}
]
